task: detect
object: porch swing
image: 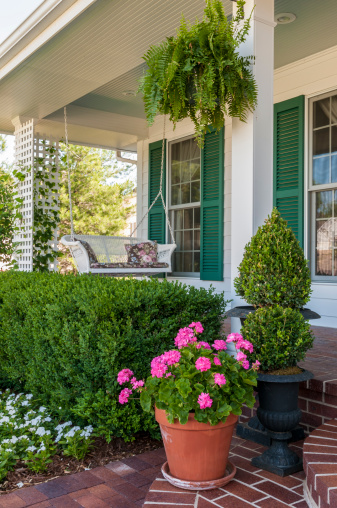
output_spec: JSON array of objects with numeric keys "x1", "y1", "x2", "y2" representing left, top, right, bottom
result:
[{"x1": 60, "y1": 107, "x2": 176, "y2": 276}]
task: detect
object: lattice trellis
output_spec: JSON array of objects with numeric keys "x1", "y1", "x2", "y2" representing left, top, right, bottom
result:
[{"x1": 13, "y1": 120, "x2": 59, "y2": 272}]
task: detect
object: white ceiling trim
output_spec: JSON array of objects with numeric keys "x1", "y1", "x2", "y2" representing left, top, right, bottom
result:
[{"x1": 0, "y1": 0, "x2": 97, "y2": 81}]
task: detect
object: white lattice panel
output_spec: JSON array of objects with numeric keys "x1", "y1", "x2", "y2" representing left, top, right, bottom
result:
[
  {"x1": 13, "y1": 120, "x2": 60, "y2": 272},
  {"x1": 13, "y1": 120, "x2": 35, "y2": 272}
]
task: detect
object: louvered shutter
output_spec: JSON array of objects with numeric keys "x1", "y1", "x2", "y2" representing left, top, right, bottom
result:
[
  {"x1": 273, "y1": 96, "x2": 304, "y2": 248},
  {"x1": 200, "y1": 127, "x2": 224, "y2": 281},
  {"x1": 148, "y1": 140, "x2": 166, "y2": 244}
]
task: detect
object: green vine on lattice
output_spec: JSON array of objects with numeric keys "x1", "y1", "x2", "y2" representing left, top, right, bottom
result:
[
  {"x1": 139, "y1": 0, "x2": 257, "y2": 147},
  {"x1": 32, "y1": 142, "x2": 60, "y2": 272}
]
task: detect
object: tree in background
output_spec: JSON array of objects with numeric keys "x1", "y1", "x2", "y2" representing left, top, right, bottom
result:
[{"x1": 58, "y1": 144, "x2": 136, "y2": 272}]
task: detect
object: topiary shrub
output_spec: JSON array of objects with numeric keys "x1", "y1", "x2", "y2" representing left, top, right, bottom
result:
[
  {"x1": 0, "y1": 271, "x2": 229, "y2": 441},
  {"x1": 234, "y1": 208, "x2": 311, "y2": 308},
  {"x1": 242, "y1": 305, "x2": 314, "y2": 372}
]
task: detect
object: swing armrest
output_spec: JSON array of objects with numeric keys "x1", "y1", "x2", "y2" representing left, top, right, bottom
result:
[
  {"x1": 60, "y1": 236, "x2": 90, "y2": 272},
  {"x1": 157, "y1": 244, "x2": 176, "y2": 271}
]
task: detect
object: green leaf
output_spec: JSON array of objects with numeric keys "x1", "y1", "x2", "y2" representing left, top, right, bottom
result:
[
  {"x1": 140, "y1": 391, "x2": 152, "y2": 412},
  {"x1": 175, "y1": 378, "x2": 192, "y2": 398}
]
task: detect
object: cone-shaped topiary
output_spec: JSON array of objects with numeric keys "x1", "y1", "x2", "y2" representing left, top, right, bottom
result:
[{"x1": 234, "y1": 208, "x2": 311, "y2": 308}]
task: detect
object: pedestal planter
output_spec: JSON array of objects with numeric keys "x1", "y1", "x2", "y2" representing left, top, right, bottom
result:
[
  {"x1": 155, "y1": 407, "x2": 237, "y2": 490},
  {"x1": 251, "y1": 369, "x2": 313, "y2": 476},
  {"x1": 226, "y1": 305, "x2": 320, "y2": 446}
]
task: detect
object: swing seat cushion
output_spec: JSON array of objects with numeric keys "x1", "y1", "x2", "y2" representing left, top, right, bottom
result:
[
  {"x1": 90, "y1": 261, "x2": 169, "y2": 269},
  {"x1": 125, "y1": 241, "x2": 158, "y2": 264}
]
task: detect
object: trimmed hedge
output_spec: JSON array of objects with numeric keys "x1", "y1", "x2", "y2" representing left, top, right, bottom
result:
[{"x1": 0, "y1": 272, "x2": 228, "y2": 441}]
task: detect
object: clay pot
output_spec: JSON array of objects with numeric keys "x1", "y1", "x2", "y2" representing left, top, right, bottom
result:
[{"x1": 155, "y1": 407, "x2": 238, "y2": 482}]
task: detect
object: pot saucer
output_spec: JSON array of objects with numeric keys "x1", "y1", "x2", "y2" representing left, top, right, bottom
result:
[{"x1": 161, "y1": 460, "x2": 236, "y2": 491}]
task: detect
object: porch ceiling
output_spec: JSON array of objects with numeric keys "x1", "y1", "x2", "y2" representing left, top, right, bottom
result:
[{"x1": 0, "y1": 0, "x2": 336, "y2": 149}]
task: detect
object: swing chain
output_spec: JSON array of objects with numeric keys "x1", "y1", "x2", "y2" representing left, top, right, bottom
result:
[{"x1": 64, "y1": 107, "x2": 75, "y2": 241}]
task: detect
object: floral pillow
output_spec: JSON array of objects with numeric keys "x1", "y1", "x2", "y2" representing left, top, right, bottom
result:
[
  {"x1": 75, "y1": 238, "x2": 98, "y2": 265},
  {"x1": 125, "y1": 241, "x2": 158, "y2": 264}
]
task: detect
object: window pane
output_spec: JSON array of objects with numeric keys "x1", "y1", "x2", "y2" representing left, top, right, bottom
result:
[
  {"x1": 316, "y1": 219, "x2": 332, "y2": 275},
  {"x1": 181, "y1": 183, "x2": 190, "y2": 204},
  {"x1": 313, "y1": 156, "x2": 330, "y2": 185},
  {"x1": 332, "y1": 95, "x2": 337, "y2": 124},
  {"x1": 313, "y1": 128, "x2": 329, "y2": 156},
  {"x1": 181, "y1": 162, "x2": 190, "y2": 183},
  {"x1": 183, "y1": 252, "x2": 193, "y2": 272},
  {"x1": 313, "y1": 98, "x2": 330, "y2": 128},
  {"x1": 175, "y1": 209, "x2": 183, "y2": 229},
  {"x1": 173, "y1": 252, "x2": 183, "y2": 272},
  {"x1": 316, "y1": 191, "x2": 332, "y2": 218},
  {"x1": 332, "y1": 156, "x2": 337, "y2": 183},
  {"x1": 190, "y1": 139, "x2": 200, "y2": 160},
  {"x1": 184, "y1": 208, "x2": 193, "y2": 229},
  {"x1": 194, "y1": 208, "x2": 200, "y2": 228},
  {"x1": 175, "y1": 231, "x2": 182, "y2": 250},
  {"x1": 184, "y1": 230, "x2": 193, "y2": 250},
  {"x1": 172, "y1": 142, "x2": 181, "y2": 162},
  {"x1": 194, "y1": 230, "x2": 200, "y2": 250},
  {"x1": 194, "y1": 252, "x2": 200, "y2": 272},
  {"x1": 181, "y1": 139, "x2": 190, "y2": 161},
  {"x1": 172, "y1": 162, "x2": 180, "y2": 184},
  {"x1": 172, "y1": 185, "x2": 181, "y2": 205},
  {"x1": 190, "y1": 160, "x2": 200, "y2": 180},
  {"x1": 332, "y1": 126, "x2": 337, "y2": 154},
  {"x1": 191, "y1": 180, "x2": 200, "y2": 202},
  {"x1": 334, "y1": 249, "x2": 337, "y2": 276}
]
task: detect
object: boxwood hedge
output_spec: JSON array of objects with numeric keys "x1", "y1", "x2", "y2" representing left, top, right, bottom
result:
[{"x1": 0, "y1": 272, "x2": 228, "y2": 441}]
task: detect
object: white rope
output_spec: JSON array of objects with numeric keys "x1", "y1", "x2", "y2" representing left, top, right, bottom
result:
[
  {"x1": 64, "y1": 107, "x2": 75, "y2": 241},
  {"x1": 131, "y1": 116, "x2": 175, "y2": 244}
]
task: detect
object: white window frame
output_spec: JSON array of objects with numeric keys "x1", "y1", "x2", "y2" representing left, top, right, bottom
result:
[{"x1": 309, "y1": 90, "x2": 337, "y2": 282}]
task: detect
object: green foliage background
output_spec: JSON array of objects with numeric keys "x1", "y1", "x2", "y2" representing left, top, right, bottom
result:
[{"x1": 0, "y1": 272, "x2": 228, "y2": 441}]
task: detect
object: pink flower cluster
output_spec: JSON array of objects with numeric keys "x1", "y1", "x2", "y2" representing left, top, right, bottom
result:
[
  {"x1": 196, "y1": 341, "x2": 211, "y2": 350},
  {"x1": 226, "y1": 333, "x2": 255, "y2": 370},
  {"x1": 212, "y1": 340, "x2": 227, "y2": 351},
  {"x1": 213, "y1": 355, "x2": 221, "y2": 366},
  {"x1": 117, "y1": 369, "x2": 145, "y2": 404},
  {"x1": 198, "y1": 392, "x2": 213, "y2": 409},
  {"x1": 174, "y1": 327, "x2": 197, "y2": 349},
  {"x1": 189, "y1": 322, "x2": 204, "y2": 334},
  {"x1": 195, "y1": 357, "x2": 212, "y2": 372},
  {"x1": 214, "y1": 373, "x2": 226, "y2": 386},
  {"x1": 151, "y1": 350, "x2": 181, "y2": 378},
  {"x1": 117, "y1": 369, "x2": 134, "y2": 385},
  {"x1": 252, "y1": 360, "x2": 261, "y2": 371},
  {"x1": 119, "y1": 388, "x2": 132, "y2": 404}
]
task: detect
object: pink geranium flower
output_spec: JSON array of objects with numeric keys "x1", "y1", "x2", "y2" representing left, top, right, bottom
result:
[
  {"x1": 195, "y1": 357, "x2": 212, "y2": 372},
  {"x1": 236, "y1": 351, "x2": 247, "y2": 362},
  {"x1": 252, "y1": 360, "x2": 261, "y2": 371},
  {"x1": 226, "y1": 333, "x2": 243, "y2": 343},
  {"x1": 174, "y1": 327, "x2": 197, "y2": 349},
  {"x1": 198, "y1": 392, "x2": 213, "y2": 409},
  {"x1": 236, "y1": 338, "x2": 254, "y2": 353},
  {"x1": 189, "y1": 322, "x2": 204, "y2": 334},
  {"x1": 212, "y1": 340, "x2": 227, "y2": 351},
  {"x1": 151, "y1": 363, "x2": 168, "y2": 378},
  {"x1": 131, "y1": 377, "x2": 144, "y2": 390},
  {"x1": 196, "y1": 341, "x2": 211, "y2": 350},
  {"x1": 214, "y1": 373, "x2": 227, "y2": 386},
  {"x1": 117, "y1": 369, "x2": 134, "y2": 385},
  {"x1": 119, "y1": 388, "x2": 132, "y2": 404},
  {"x1": 162, "y1": 350, "x2": 181, "y2": 365},
  {"x1": 213, "y1": 356, "x2": 221, "y2": 366},
  {"x1": 242, "y1": 360, "x2": 250, "y2": 370}
]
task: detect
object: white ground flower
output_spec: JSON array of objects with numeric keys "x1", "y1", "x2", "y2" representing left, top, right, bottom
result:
[
  {"x1": 38, "y1": 407, "x2": 47, "y2": 413},
  {"x1": 64, "y1": 426, "x2": 80, "y2": 438},
  {"x1": 16, "y1": 482, "x2": 24, "y2": 488},
  {"x1": 26, "y1": 445, "x2": 36, "y2": 452},
  {"x1": 26, "y1": 394, "x2": 33, "y2": 400},
  {"x1": 21, "y1": 401, "x2": 29, "y2": 407}
]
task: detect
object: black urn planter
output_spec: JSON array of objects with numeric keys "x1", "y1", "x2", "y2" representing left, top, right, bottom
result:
[{"x1": 251, "y1": 369, "x2": 313, "y2": 476}]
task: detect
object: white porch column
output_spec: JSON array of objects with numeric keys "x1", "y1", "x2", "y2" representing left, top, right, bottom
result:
[{"x1": 230, "y1": 0, "x2": 275, "y2": 335}]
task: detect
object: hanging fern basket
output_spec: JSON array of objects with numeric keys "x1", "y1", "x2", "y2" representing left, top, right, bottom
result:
[{"x1": 139, "y1": 0, "x2": 257, "y2": 147}]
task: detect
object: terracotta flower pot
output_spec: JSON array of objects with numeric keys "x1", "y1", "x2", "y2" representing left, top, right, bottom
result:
[{"x1": 155, "y1": 407, "x2": 238, "y2": 483}]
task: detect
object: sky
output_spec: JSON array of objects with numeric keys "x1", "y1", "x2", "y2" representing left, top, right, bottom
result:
[{"x1": 0, "y1": 0, "x2": 44, "y2": 44}]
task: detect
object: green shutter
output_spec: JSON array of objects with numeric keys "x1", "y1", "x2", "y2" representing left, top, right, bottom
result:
[
  {"x1": 148, "y1": 140, "x2": 166, "y2": 244},
  {"x1": 200, "y1": 127, "x2": 224, "y2": 281},
  {"x1": 273, "y1": 96, "x2": 304, "y2": 248}
]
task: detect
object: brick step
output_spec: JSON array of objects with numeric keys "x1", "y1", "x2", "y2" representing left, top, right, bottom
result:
[{"x1": 303, "y1": 419, "x2": 337, "y2": 508}]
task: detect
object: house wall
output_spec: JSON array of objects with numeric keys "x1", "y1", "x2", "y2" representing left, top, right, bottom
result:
[
  {"x1": 136, "y1": 116, "x2": 233, "y2": 304},
  {"x1": 136, "y1": 44, "x2": 337, "y2": 328},
  {"x1": 275, "y1": 44, "x2": 337, "y2": 329}
]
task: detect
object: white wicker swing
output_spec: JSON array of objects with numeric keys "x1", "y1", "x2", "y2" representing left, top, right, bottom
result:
[{"x1": 60, "y1": 108, "x2": 176, "y2": 276}]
